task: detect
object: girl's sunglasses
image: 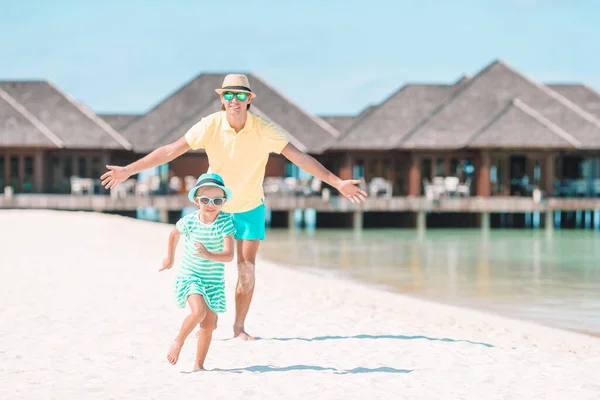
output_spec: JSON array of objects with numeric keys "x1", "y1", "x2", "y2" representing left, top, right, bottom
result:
[
  {"x1": 223, "y1": 91, "x2": 249, "y2": 101},
  {"x1": 195, "y1": 196, "x2": 226, "y2": 206}
]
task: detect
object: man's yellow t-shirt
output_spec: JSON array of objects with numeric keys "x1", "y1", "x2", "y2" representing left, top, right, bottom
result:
[{"x1": 184, "y1": 111, "x2": 289, "y2": 213}]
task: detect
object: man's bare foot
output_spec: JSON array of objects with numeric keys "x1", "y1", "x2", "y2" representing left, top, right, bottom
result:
[
  {"x1": 233, "y1": 326, "x2": 255, "y2": 341},
  {"x1": 193, "y1": 365, "x2": 205, "y2": 371},
  {"x1": 167, "y1": 339, "x2": 184, "y2": 365}
]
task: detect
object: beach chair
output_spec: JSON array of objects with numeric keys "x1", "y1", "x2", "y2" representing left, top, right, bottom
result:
[
  {"x1": 456, "y1": 178, "x2": 471, "y2": 197},
  {"x1": 444, "y1": 176, "x2": 459, "y2": 197},
  {"x1": 169, "y1": 176, "x2": 181, "y2": 194},
  {"x1": 184, "y1": 176, "x2": 197, "y2": 192},
  {"x1": 135, "y1": 182, "x2": 149, "y2": 197}
]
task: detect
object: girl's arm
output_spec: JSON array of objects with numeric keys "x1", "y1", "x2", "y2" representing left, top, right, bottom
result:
[
  {"x1": 194, "y1": 235, "x2": 234, "y2": 262},
  {"x1": 160, "y1": 228, "x2": 181, "y2": 271}
]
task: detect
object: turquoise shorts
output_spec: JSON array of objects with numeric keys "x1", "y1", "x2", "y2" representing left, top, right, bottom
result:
[{"x1": 230, "y1": 203, "x2": 266, "y2": 241}]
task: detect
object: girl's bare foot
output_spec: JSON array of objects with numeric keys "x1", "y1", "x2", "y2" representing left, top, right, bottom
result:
[
  {"x1": 233, "y1": 326, "x2": 255, "y2": 341},
  {"x1": 167, "y1": 339, "x2": 184, "y2": 365},
  {"x1": 193, "y1": 365, "x2": 205, "y2": 371}
]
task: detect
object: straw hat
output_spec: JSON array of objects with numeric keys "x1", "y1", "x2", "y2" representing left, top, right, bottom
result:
[{"x1": 215, "y1": 74, "x2": 257, "y2": 98}]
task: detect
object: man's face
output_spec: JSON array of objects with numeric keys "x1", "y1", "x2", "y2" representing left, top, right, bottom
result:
[{"x1": 221, "y1": 91, "x2": 251, "y2": 114}]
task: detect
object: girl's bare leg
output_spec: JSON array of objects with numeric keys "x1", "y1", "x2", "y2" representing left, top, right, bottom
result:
[
  {"x1": 167, "y1": 294, "x2": 206, "y2": 365},
  {"x1": 194, "y1": 307, "x2": 217, "y2": 370}
]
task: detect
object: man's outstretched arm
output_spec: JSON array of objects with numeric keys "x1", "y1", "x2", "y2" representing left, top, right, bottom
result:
[
  {"x1": 280, "y1": 143, "x2": 367, "y2": 203},
  {"x1": 101, "y1": 137, "x2": 191, "y2": 189}
]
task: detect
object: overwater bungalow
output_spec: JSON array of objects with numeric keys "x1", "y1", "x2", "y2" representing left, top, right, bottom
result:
[
  {"x1": 113, "y1": 73, "x2": 340, "y2": 194},
  {"x1": 0, "y1": 80, "x2": 133, "y2": 194},
  {"x1": 2, "y1": 60, "x2": 600, "y2": 229},
  {"x1": 326, "y1": 60, "x2": 600, "y2": 200}
]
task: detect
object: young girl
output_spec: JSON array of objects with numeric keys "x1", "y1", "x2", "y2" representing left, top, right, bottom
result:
[{"x1": 159, "y1": 173, "x2": 236, "y2": 370}]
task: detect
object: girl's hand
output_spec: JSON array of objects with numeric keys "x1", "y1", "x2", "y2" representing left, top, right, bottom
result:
[
  {"x1": 160, "y1": 257, "x2": 174, "y2": 271},
  {"x1": 194, "y1": 242, "x2": 211, "y2": 258}
]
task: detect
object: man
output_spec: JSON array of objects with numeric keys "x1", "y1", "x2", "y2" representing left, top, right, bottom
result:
[{"x1": 101, "y1": 74, "x2": 367, "y2": 340}]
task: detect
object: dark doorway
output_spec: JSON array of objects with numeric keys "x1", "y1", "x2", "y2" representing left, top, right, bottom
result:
[{"x1": 509, "y1": 155, "x2": 528, "y2": 196}]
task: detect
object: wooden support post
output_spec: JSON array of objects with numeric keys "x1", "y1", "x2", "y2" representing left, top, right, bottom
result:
[
  {"x1": 585, "y1": 211, "x2": 592, "y2": 229},
  {"x1": 287, "y1": 209, "x2": 297, "y2": 229},
  {"x1": 408, "y1": 154, "x2": 422, "y2": 197},
  {"x1": 339, "y1": 154, "x2": 353, "y2": 180},
  {"x1": 481, "y1": 212, "x2": 490, "y2": 232},
  {"x1": 416, "y1": 211, "x2": 426, "y2": 233},
  {"x1": 477, "y1": 151, "x2": 491, "y2": 197},
  {"x1": 352, "y1": 210, "x2": 363, "y2": 232},
  {"x1": 34, "y1": 150, "x2": 44, "y2": 193},
  {"x1": 545, "y1": 209, "x2": 554, "y2": 235}
]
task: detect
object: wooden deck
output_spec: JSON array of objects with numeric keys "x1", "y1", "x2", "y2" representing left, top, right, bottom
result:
[{"x1": 1, "y1": 193, "x2": 600, "y2": 212}]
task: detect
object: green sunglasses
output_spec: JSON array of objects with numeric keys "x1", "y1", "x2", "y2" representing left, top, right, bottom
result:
[
  {"x1": 223, "y1": 91, "x2": 249, "y2": 101},
  {"x1": 195, "y1": 196, "x2": 226, "y2": 206}
]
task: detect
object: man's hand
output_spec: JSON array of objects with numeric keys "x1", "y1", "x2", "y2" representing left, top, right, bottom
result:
[
  {"x1": 335, "y1": 179, "x2": 368, "y2": 203},
  {"x1": 160, "y1": 257, "x2": 174, "y2": 271},
  {"x1": 101, "y1": 165, "x2": 132, "y2": 189},
  {"x1": 280, "y1": 144, "x2": 368, "y2": 204},
  {"x1": 194, "y1": 243, "x2": 211, "y2": 258}
]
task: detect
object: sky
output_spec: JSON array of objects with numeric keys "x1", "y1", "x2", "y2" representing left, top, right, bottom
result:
[{"x1": 1, "y1": 0, "x2": 599, "y2": 116}]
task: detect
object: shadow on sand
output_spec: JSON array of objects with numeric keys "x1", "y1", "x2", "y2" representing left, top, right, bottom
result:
[
  {"x1": 183, "y1": 365, "x2": 413, "y2": 374},
  {"x1": 197, "y1": 333, "x2": 493, "y2": 374},
  {"x1": 254, "y1": 334, "x2": 494, "y2": 348}
]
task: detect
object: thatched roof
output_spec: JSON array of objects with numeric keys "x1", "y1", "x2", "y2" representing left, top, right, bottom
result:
[
  {"x1": 547, "y1": 84, "x2": 600, "y2": 120},
  {"x1": 331, "y1": 79, "x2": 467, "y2": 150},
  {"x1": 319, "y1": 115, "x2": 356, "y2": 133},
  {"x1": 400, "y1": 60, "x2": 600, "y2": 149},
  {"x1": 0, "y1": 81, "x2": 132, "y2": 150},
  {"x1": 98, "y1": 113, "x2": 140, "y2": 130},
  {"x1": 468, "y1": 99, "x2": 579, "y2": 149},
  {"x1": 122, "y1": 73, "x2": 339, "y2": 154},
  {"x1": 0, "y1": 88, "x2": 63, "y2": 148}
]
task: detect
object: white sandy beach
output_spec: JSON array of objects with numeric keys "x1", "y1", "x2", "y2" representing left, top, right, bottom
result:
[{"x1": 1, "y1": 210, "x2": 599, "y2": 399}]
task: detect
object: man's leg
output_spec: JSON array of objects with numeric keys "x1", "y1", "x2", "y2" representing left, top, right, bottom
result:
[{"x1": 234, "y1": 239, "x2": 259, "y2": 340}]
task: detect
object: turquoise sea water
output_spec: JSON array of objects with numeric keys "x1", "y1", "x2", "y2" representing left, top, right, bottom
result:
[{"x1": 258, "y1": 228, "x2": 600, "y2": 335}]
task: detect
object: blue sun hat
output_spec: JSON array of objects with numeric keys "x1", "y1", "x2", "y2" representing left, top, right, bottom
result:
[{"x1": 187, "y1": 173, "x2": 232, "y2": 204}]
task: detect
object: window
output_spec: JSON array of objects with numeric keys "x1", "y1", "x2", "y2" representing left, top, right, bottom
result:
[
  {"x1": 353, "y1": 165, "x2": 365, "y2": 180},
  {"x1": 450, "y1": 158, "x2": 459, "y2": 177},
  {"x1": 368, "y1": 159, "x2": 379, "y2": 179},
  {"x1": 382, "y1": 159, "x2": 392, "y2": 180},
  {"x1": 0, "y1": 155, "x2": 4, "y2": 190},
  {"x1": 462, "y1": 159, "x2": 475, "y2": 179},
  {"x1": 24, "y1": 156, "x2": 34, "y2": 192},
  {"x1": 50, "y1": 156, "x2": 61, "y2": 192},
  {"x1": 490, "y1": 165, "x2": 497, "y2": 183},
  {"x1": 284, "y1": 162, "x2": 310, "y2": 180},
  {"x1": 534, "y1": 161, "x2": 541, "y2": 182},
  {"x1": 63, "y1": 157, "x2": 73, "y2": 178},
  {"x1": 435, "y1": 158, "x2": 446, "y2": 177},
  {"x1": 91, "y1": 156, "x2": 101, "y2": 179},
  {"x1": 10, "y1": 156, "x2": 20, "y2": 190},
  {"x1": 285, "y1": 162, "x2": 299, "y2": 178},
  {"x1": 78, "y1": 156, "x2": 88, "y2": 178},
  {"x1": 421, "y1": 158, "x2": 432, "y2": 181},
  {"x1": 496, "y1": 158, "x2": 505, "y2": 194}
]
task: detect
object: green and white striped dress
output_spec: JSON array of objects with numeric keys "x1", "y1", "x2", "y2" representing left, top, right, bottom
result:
[{"x1": 174, "y1": 210, "x2": 236, "y2": 312}]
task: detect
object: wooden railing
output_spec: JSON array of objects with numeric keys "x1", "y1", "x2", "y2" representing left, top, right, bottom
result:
[{"x1": 1, "y1": 193, "x2": 600, "y2": 212}]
